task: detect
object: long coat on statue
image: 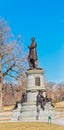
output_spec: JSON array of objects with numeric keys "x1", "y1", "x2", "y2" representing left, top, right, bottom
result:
[{"x1": 28, "y1": 40, "x2": 38, "y2": 60}]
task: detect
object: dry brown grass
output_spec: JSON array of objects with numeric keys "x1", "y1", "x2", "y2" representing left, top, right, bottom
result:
[
  {"x1": 55, "y1": 102, "x2": 64, "y2": 108},
  {"x1": 55, "y1": 102, "x2": 64, "y2": 112},
  {"x1": 4, "y1": 105, "x2": 14, "y2": 112},
  {"x1": 0, "y1": 122, "x2": 64, "y2": 130}
]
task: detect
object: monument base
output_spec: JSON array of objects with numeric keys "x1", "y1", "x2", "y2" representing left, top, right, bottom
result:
[
  {"x1": 18, "y1": 101, "x2": 56, "y2": 121},
  {"x1": 18, "y1": 69, "x2": 56, "y2": 121}
]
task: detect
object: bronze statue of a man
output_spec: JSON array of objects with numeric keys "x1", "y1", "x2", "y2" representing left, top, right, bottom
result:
[{"x1": 28, "y1": 37, "x2": 38, "y2": 69}]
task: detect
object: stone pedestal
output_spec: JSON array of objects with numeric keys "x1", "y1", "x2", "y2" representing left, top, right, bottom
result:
[
  {"x1": 19, "y1": 69, "x2": 46, "y2": 121},
  {"x1": 26, "y1": 69, "x2": 45, "y2": 102},
  {"x1": 17, "y1": 68, "x2": 56, "y2": 121}
]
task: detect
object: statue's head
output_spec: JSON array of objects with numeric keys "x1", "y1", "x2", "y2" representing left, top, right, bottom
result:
[{"x1": 31, "y1": 37, "x2": 35, "y2": 42}]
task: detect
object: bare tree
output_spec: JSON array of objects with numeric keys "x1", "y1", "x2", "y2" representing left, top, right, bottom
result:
[{"x1": 0, "y1": 18, "x2": 27, "y2": 111}]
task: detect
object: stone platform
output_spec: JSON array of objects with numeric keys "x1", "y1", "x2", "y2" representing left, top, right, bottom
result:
[{"x1": 18, "y1": 102, "x2": 56, "y2": 121}]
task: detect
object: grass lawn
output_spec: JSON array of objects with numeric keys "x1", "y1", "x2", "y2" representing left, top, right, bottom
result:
[
  {"x1": 4, "y1": 105, "x2": 14, "y2": 112},
  {"x1": 0, "y1": 122, "x2": 64, "y2": 130}
]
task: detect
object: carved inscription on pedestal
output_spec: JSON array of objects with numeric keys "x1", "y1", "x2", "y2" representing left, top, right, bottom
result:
[{"x1": 35, "y1": 77, "x2": 40, "y2": 86}]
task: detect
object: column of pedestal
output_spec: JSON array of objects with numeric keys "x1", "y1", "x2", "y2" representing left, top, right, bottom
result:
[
  {"x1": 26, "y1": 69, "x2": 45, "y2": 102},
  {"x1": 19, "y1": 68, "x2": 46, "y2": 121}
]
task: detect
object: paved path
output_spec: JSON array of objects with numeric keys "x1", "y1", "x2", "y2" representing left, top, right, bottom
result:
[
  {"x1": 52, "y1": 118, "x2": 64, "y2": 126},
  {"x1": 0, "y1": 112, "x2": 64, "y2": 126},
  {"x1": 0, "y1": 118, "x2": 64, "y2": 126}
]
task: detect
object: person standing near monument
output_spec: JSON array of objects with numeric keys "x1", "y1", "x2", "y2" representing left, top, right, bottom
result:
[
  {"x1": 48, "y1": 115, "x2": 52, "y2": 124},
  {"x1": 28, "y1": 37, "x2": 38, "y2": 69}
]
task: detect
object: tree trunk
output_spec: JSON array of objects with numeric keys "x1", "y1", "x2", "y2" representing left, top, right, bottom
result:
[{"x1": 0, "y1": 43, "x2": 3, "y2": 111}]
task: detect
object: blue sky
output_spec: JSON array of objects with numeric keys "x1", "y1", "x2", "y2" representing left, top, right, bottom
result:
[{"x1": 0, "y1": 0, "x2": 64, "y2": 83}]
